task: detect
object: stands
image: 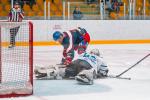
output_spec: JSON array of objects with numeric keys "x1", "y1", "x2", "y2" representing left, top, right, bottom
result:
[{"x1": 0, "y1": 0, "x2": 149, "y2": 20}]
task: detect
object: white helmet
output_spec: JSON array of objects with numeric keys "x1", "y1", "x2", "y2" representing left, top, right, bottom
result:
[{"x1": 90, "y1": 49, "x2": 100, "y2": 57}]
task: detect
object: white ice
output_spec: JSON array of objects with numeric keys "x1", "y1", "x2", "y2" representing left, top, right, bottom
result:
[{"x1": 1, "y1": 44, "x2": 150, "y2": 100}]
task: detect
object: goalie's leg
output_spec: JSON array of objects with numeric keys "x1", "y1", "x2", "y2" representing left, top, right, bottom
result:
[
  {"x1": 65, "y1": 59, "x2": 92, "y2": 78},
  {"x1": 75, "y1": 69, "x2": 94, "y2": 85},
  {"x1": 34, "y1": 65, "x2": 63, "y2": 80},
  {"x1": 35, "y1": 72, "x2": 47, "y2": 78},
  {"x1": 66, "y1": 59, "x2": 95, "y2": 84}
]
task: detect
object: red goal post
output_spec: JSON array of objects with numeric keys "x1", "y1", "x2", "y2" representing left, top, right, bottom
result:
[{"x1": 0, "y1": 21, "x2": 33, "y2": 98}]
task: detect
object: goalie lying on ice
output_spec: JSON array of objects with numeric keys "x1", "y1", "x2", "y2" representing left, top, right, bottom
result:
[{"x1": 35, "y1": 49, "x2": 108, "y2": 85}]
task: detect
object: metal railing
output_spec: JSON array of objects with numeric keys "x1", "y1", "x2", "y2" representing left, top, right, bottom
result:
[{"x1": 0, "y1": 0, "x2": 149, "y2": 20}]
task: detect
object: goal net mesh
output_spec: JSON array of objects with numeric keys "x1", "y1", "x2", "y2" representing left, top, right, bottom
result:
[{"x1": 0, "y1": 21, "x2": 33, "y2": 97}]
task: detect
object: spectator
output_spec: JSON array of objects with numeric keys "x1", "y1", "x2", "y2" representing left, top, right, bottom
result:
[
  {"x1": 106, "y1": 0, "x2": 112, "y2": 9},
  {"x1": 105, "y1": 0, "x2": 121, "y2": 17},
  {"x1": 111, "y1": 0, "x2": 120, "y2": 13},
  {"x1": 29, "y1": 0, "x2": 36, "y2": 8},
  {"x1": 9, "y1": 0, "x2": 36, "y2": 8},
  {"x1": 52, "y1": 0, "x2": 54, "y2": 4},
  {"x1": 87, "y1": 0, "x2": 98, "y2": 4},
  {"x1": 105, "y1": 0, "x2": 113, "y2": 15},
  {"x1": 73, "y1": 7, "x2": 83, "y2": 20}
]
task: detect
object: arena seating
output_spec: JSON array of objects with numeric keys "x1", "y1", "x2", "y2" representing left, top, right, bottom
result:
[{"x1": 0, "y1": 0, "x2": 149, "y2": 19}]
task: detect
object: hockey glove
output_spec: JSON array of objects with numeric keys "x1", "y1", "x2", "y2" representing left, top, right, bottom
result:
[
  {"x1": 64, "y1": 57, "x2": 72, "y2": 65},
  {"x1": 63, "y1": 49, "x2": 67, "y2": 57}
]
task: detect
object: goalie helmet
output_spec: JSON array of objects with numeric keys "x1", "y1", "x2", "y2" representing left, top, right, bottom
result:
[{"x1": 90, "y1": 49, "x2": 100, "y2": 57}]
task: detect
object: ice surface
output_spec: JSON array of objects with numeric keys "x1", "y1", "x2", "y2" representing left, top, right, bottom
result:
[{"x1": 1, "y1": 44, "x2": 150, "y2": 100}]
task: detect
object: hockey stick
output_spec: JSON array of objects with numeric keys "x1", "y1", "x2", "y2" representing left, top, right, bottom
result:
[
  {"x1": 56, "y1": 64, "x2": 66, "y2": 68},
  {"x1": 116, "y1": 53, "x2": 150, "y2": 77},
  {"x1": 108, "y1": 75, "x2": 131, "y2": 80}
]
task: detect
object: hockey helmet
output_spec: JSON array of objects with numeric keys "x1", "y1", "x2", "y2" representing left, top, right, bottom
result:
[
  {"x1": 53, "y1": 31, "x2": 62, "y2": 41},
  {"x1": 90, "y1": 49, "x2": 100, "y2": 57}
]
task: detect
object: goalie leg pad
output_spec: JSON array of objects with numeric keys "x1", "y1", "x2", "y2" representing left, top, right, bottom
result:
[
  {"x1": 75, "y1": 69, "x2": 94, "y2": 85},
  {"x1": 65, "y1": 66, "x2": 77, "y2": 78},
  {"x1": 34, "y1": 65, "x2": 64, "y2": 80},
  {"x1": 65, "y1": 59, "x2": 92, "y2": 78}
]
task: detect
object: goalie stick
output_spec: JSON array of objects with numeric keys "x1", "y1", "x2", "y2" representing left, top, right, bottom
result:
[
  {"x1": 109, "y1": 53, "x2": 150, "y2": 80},
  {"x1": 108, "y1": 75, "x2": 131, "y2": 80},
  {"x1": 116, "y1": 53, "x2": 150, "y2": 77}
]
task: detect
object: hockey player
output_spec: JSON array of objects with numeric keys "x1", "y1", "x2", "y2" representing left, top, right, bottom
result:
[
  {"x1": 8, "y1": 2, "x2": 24, "y2": 48},
  {"x1": 35, "y1": 49, "x2": 108, "y2": 85},
  {"x1": 53, "y1": 27, "x2": 90, "y2": 65}
]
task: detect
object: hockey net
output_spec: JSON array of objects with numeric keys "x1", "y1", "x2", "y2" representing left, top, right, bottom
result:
[{"x1": 0, "y1": 21, "x2": 33, "y2": 98}]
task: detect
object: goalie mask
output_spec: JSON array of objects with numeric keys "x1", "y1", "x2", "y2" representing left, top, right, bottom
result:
[{"x1": 90, "y1": 49, "x2": 100, "y2": 57}]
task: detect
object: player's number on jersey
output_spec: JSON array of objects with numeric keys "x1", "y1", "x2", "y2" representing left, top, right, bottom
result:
[{"x1": 83, "y1": 53, "x2": 96, "y2": 64}]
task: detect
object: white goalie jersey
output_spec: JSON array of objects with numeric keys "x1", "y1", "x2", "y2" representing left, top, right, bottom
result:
[{"x1": 76, "y1": 52, "x2": 108, "y2": 75}]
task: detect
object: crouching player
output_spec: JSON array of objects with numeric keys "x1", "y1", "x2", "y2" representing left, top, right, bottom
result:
[
  {"x1": 35, "y1": 49, "x2": 108, "y2": 85},
  {"x1": 53, "y1": 27, "x2": 90, "y2": 65}
]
